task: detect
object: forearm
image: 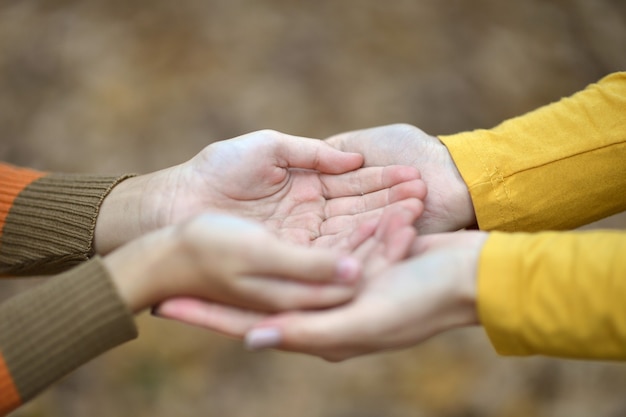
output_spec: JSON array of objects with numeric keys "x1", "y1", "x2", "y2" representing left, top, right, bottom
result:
[
  {"x1": 0, "y1": 163, "x2": 132, "y2": 275},
  {"x1": 94, "y1": 173, "x2": 157, "y2": 255},
  {"x1": 102, "y1": 224, "x2": 187, "y2": 314},
  {"x1": 94, "y1": 163, "x2": 198, "y2": 255},
  {"x1": 0, "y1": 258, "x2": 137, "y2": 415},
  {"x1": 478, "y1": 230, "x2": 626, "y2": 359},
  {"x1": 439, "y1": 72, "x2": 626, "y2": 232}
]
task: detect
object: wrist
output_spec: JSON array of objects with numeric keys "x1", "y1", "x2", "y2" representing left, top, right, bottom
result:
[
  {"x1": 435, "y1": 231, "x2": 487, "y2": 332},
  {"x1": 453, "y1": 232, "x2": 487, "y2": 327},
  {"x1": 94, "y1": 175, "x2": 146, "y2": 254},
  {"x1": 94, "y1": 166, "x2": 183, "y2": 254},
  {"x1": 103, "y1": 226, "x2": 182, "y2": 314},
  {"x1": 434, "y1": 137, "x2": 477, "y2": 229}
]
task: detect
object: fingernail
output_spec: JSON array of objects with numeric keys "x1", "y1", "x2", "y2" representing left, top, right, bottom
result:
[
  {"x1": 336, "y1": 257, "x2": 361, "y2": 283},
  {"x1": 245, "y1": 328, "x2": 282, "y2": 351},
  {"x1": 151, "y1": 301, "x2": 177, "y2": 318}
]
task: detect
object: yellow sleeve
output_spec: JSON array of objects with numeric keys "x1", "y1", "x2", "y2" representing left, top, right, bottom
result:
[
  {"x1": 439, "y1": 72, "x2": 626, "y2": 232},
  {"x1": 478, "y1": 231, "x2": 626, "y2": 359}
]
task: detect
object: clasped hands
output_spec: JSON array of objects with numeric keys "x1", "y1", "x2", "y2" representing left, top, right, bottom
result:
[{"x1": 99, "y1": 125, "x2": 484, "y2": 362}]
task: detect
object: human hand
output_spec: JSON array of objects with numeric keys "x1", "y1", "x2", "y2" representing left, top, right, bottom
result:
[
  {"x1": 104, "y1": 213, "x2": 370, "y2": 315},
  {"x1": 95, "y1": 129, "x2": 426, "y2": 254},
  {"x1": 240, "y1": 230, "x2": 488, "y2": 361},
  {"x1": 325, "y1": 123, "x2": 476, "y2": 233},
  {"x1": 152, "y1": 206, "x2": 421, "y2": 340}
]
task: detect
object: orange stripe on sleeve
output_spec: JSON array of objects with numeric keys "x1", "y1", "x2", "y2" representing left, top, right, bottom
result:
[
  {"x1": 0, "y1": 352, "x2": 22, "y2": 415},
  {"x1": 0, "y1": 164, "x2": 46, "y2": 237}
]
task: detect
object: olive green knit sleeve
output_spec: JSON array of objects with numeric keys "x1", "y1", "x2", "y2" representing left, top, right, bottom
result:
[
  {"x1": 0, "y1": 170, "x2": 133, "y2": 275},
  {"x1": 0, "y1": 257, "x2": 137, "y2": 415}
]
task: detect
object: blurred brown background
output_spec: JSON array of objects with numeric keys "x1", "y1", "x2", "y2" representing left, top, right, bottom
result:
[{"x1": 1, "y1": 1, "x2": 626, "y2": 416}]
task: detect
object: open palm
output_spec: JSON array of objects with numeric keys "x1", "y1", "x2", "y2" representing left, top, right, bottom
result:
[{"x1": 166, "y1": 130, "x2": 426, "y2": 248}]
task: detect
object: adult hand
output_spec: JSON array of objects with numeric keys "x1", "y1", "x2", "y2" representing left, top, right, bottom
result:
[
  {"x1": 325, "y1": 123, "x2": 475, "y2": 233},
  {"x1": 242, "y1": 230, "x2": 488, "y2": 361},
  {"x1": 152, "y1": 206, "x2": 420, "y2": 339},
  {"x1": 105, "y1": 213, "x2": 370, "y2": 315},
  {"x1": 95, "y1": 129, "x2": 426, "y2": 254}
]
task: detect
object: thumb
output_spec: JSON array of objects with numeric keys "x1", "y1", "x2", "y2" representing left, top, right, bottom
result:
[
  {"x1": 154, "y1": 298, "x2": 266, "y2": 339},
  {"x1": 244, "y1": 310, "x2": 358, "y2": 361},
  {"x1": 324, "y1": 129, "x2": 359, "y2": 150},
  {"x1": 276, "y1": 134, "x2": 363, "y2": 174},
  {"x1": 246, "y1": 314, "x2": 330, "y2": 351}
]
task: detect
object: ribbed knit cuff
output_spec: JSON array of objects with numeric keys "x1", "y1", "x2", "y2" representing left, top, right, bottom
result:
[
  {"x1": 0, "y1": 257, "x2": 137, "y2": 404},
  {"x1": 0, "y1": 173, "x2": 134, "y2": 275}
]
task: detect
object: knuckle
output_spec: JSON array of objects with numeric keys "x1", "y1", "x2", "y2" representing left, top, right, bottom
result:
[
  {"x1": 256, "y1": 129, "x2": 281, "y2": 142},
  {"x1": 390, "y1": 122, "x2": 416, "y2": 132}
]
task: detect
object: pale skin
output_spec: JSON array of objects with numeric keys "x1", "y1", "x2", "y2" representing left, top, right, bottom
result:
[
  {"x1": 325, "y1": 123, "x2": 476, "y2": 233},
  {"x1": 154, "y1": 206, "x2": 425, "y2": 338},
  {"x1": 96, "y1": 129, "x2": 427, "y2": 316},
  {"x1": 243, "y1": 231, "x2": 488, "y2": 361},
  {"x1": 105, "y1": 213, "x2": 372, "y2": 315},
  {"x1": 95, "y1": 129, "x2": 427, "y2": 254},
  {"x1": 155, "y1": 213, "x2": 488, "y2": 361},
  {"x1": 154, "y1": 124, "x2": 487, "y2": 360}
]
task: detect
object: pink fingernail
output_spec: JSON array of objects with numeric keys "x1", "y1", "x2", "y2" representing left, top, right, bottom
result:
[
  {"x1": 336, "y1": 257, "x2": 361, "y2": 283},
  {"x1": 245, "y1": 328, "x2": 282, "y2": 351}
]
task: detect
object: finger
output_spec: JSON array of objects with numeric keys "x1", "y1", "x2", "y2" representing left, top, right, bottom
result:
[
  {"x1": 351, "y1": 234, "x2": 381, "y2": 264},
  {"x1": 244, "y1": 309, "x2": 372, "y2": 361},
  {"x1": 348, "y1": 206, "x2": 416, "y2": 269},
  {"x1": 153, "y1": 298, "x2": 267, "y2": 338},
  {"x1": 319, "y1": 165, "x2": 421, "y2": 199},
  {"x1": 275, "y1": 134, "x2": 363, "y2": 174},
  {"x1": 244, "y1": 238, "x2": 363, "y2": 284},
  {"x1": 314, "y1": 216, "x2": 379, "y2": 253},
  {"x1": 375, "y1": 205, "x2": 417, "y2": 240},
  {"x1": 385, "y1": 227, "x2": 417, "y2": 262},
  {"x1": 323, "y1": 179, "x2": 427, "y2": 218},
  {"x1": 320, "y1": 198, "x2": 423, "y2": 237},
  {"x1": 230, "y1": 277, "x2": 359, "y2": 312},
  {"x1": 344, "y1": 217, "x2": 378, "y2": 251},
  {"x1": 374, "y1": 206, "x2": 420, "y2": 262},
  {"x1": 308, "y1": 217, "x2": 377, "y2": 251},
  {"x1": 313, "y1": 203, "x2": 420, "y2": 268},
  {"x1": 324, "y1": 128, "x2": 366, "y2": 150}
]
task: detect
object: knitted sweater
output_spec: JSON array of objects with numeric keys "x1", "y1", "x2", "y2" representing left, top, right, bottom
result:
[{"x1": 0, "y1": 166, "x2": 137, "y2": 415}]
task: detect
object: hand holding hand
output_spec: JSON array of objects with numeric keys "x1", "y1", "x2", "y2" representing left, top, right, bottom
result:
[
  {"x1": 326, "y1": 124, "x2": 475, "y2": 233},
  {"x1": 95, "y1": 129, "x2": 426, "y2": 253}
]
